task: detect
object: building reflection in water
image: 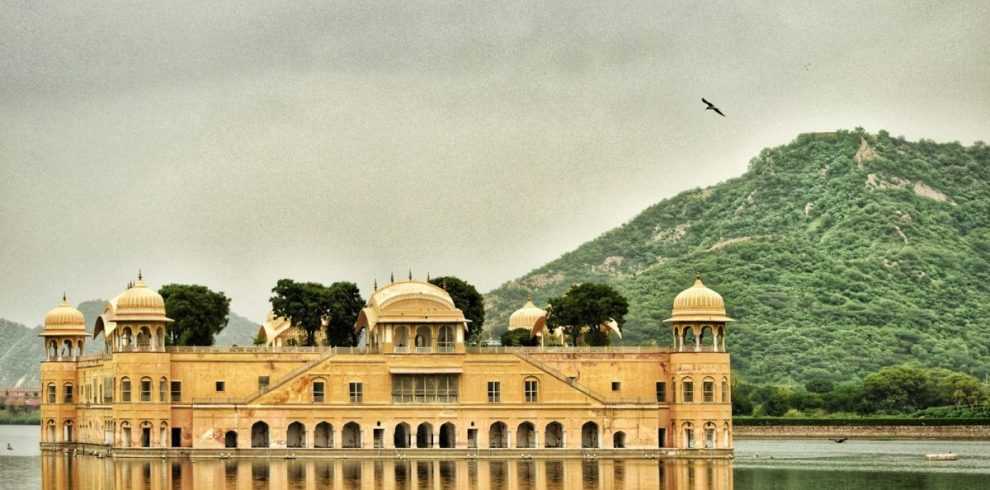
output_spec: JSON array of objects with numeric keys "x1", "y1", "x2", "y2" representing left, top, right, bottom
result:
[{"x1": 42, "y1": 454, "x2": 732, "y2": 490}]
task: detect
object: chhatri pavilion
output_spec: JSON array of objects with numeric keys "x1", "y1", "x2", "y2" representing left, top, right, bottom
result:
[{"x1": 39, "y1": 274, "x2": 733, "y2": 456}]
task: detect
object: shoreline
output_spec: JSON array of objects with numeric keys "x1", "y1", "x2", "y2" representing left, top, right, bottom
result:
[{"x1": 734, "y1": 425, "x2": 990, "y2": 440}]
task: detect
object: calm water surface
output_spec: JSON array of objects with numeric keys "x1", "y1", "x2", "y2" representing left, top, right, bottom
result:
[{"x1": 3, "y1": 425, "x2": 989, "y2": 489}]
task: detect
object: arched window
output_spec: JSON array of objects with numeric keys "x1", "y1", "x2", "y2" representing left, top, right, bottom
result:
[
  {"x1": 721, "y1": 377, "x2": 729, "y2": 403},
  {"x1": 121, "y1": 421, "x2": 132, "y2": 448},
  {"x1": 63, "y1": 420, "x2": 74, "y2": 442},
  {"x1": 682, "y1": 422, "x2": 695, "y2": 448},
  {"x1": 62, "y1": 383, "x2": 73, "y2": 404},
  {"x1": 121, "y1": 378, "x2": 132, "y2": 402},
  {"x1": 438, "y1": 326, "x2": 454, "y2": 352},
  {"x1": 159, "y1": 377, "x2": 167, "y2": 403},
  {"x1": 313, "y1": 379, "x2": 326, "y2": 403},
  {"x1": 702, "y1": 377, "x2": 715, "y2": 403},
  {"x1": 613, "y1": 431, "x2": 626, "y2": 448},
  {"x1": 414, "y1": 326, "x2": 432, "y2": 352},
  {"x1": 700, "y1": 326, "x2": 713, "y2": 351},
  {"x1": 46, "y1": 419, "x2": 56, "y2": 442},
  {"x1": 394, "y1": 326, "x2": 409, "y2": 352},
  {"x1": 682, "y1": 327, "x2": 696, "y2": 351},
  {"x1": 682, "y1": 377, "x2": 694, "y2": 403},
  {"x1": 46, "y1": 383, "x2": 56, "y2": 404},
  {"x1": 703, "y1": 422, "x2": 717, "y2": 448},
  {"x1": 225, "y1": 430, "x2": 238, "y2": 448},
  {"x1": 140, "y1": 377, "x2": 152, "y2": 402},
  {"x1": 524, "y1": 377, "x2": 539, "y2": 403},
  {"x1": 137, "y1": 327, "x2": 151, "y2": 348},
  {"x1": 122, "y1": 327, "x2": 133, "y2": 348}
]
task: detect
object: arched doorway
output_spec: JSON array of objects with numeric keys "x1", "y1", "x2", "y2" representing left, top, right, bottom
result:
[
  {"x1": 314, "y1": 422, "x2": 333, "y2": 448},
  {"x1": 613, "y1": 431, "x2": 626, "y2": 448},
  {"x1": 251, "y1": 422, "x2": 269, "y2": 448},
  {"x1": 394, "y1": 423, "x2": 411, "y2": 448},
  {"x1": 439, "y1": 422, "x2": 456, "y2": 448},
  {"x1": 544, "y1": 422, "x2": 564, "y2": 448},
  {"x1": 46, "y1": 420, "x2": 56, "y2": 442},
  {"x1": 287, "y1": 421, "x2": 306, "y2": 448},
  {"x1": 581, "y1": 422, "x2": 599, "y2": 448},
  {"x1": 342, "y1": 422, "x2": 361, "y2": 448},
  {"x1": 224, "y1": 431, "x2": 238, "y2": 448},
  {"x1": 416, "y1": 423, "x2": 434, "y2": 448},
  {"x1": 63, "y1": 420, "x2": 74, "y2": 443},
  {"x1": 516, "y1": 422, "x2": 536, "y2": 448},
  {"x1": 489, "y1": 422, "x2": 507, "y2": 448}
]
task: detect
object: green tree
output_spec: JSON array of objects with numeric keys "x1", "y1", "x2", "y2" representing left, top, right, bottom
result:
[
  {"x1": 763, "y1": 387, "x2": 790, "y2": 416},
  {"x1": 270, "y1": 279, "x2": 331, "y2": 347},
  {"x1": 863, "y1": 365, "x2": 934, "y2": 414},
  {"x1": 270, "y1": 279, "x2": 365, "y2": 347},
  {"x1": 325, "y1": 282, "x2": 364, "y2": 347},
  {"x1": 159, "y1": 284, "x2": 231, "y2": 346},
  {"x1": 429, "y1": 276, "x2": 485, "y2": 344},
  {"x1": 927, "y1": 367, "x2": 988, "y2": 407},
  {"x1": 805, "y1": 378, "x2": 834, "y2": 394},
  {"x1": 500, "y1": 328, "x2": 538, "y2": 347},
  {"x1": 546, "y1": 283, "x2": 629, "y2": 346}
]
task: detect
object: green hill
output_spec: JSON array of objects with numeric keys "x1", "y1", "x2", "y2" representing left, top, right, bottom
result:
[{"x1": 483, "y1": 129, "x2": 990, "y2": 385}]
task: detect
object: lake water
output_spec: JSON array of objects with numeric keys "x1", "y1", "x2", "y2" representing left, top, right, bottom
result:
[{"x1": 2, "y1": 425, "x2": 989, "y2": 489}]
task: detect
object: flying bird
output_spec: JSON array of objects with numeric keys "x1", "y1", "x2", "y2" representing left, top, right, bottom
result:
[{"x1": 702, "y1": 98, "x2": 725, "y2": 117}]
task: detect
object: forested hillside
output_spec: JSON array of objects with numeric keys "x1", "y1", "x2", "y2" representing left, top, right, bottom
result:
[{"x1": 484, "y1": 130, "x2": 990, "y2": 384}]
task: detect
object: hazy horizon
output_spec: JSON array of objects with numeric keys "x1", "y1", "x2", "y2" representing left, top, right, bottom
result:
[{"x1": 3, "y1": 1, "x2": 989, "y2": 327}]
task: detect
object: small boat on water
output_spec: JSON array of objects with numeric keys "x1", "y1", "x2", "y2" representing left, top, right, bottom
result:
[
  {"x1": 925, "y1": 453, "x2": 959, "y2": 461},
  {"x1": 6, "y1": 443, "x2": 11, "y2": 450}
]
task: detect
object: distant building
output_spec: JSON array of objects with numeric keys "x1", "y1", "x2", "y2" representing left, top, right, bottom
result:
[
  {"x1": 0, "y1": 387, "x2": 41, "y2": 409},
  {"x1": 39, "y1": 274, "x2": 733, "y2": 454}
]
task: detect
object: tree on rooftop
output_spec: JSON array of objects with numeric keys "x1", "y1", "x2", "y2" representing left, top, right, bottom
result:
[
  {"x1": 270, "y1": 279, "x2": 331, "y2": 347},
  {"x1": 159, "y1": 284, "x2": 231, "y2": 346},
  {"x1": 429, "y1": 276, "x2": 485, "y2": 345},
  {"x1": 325, "y1": 282, "x2": 364, "y2": 347},
  {"x1": 270, "y1": 279, "x2": 365, "y2": 347},
  {"x1": 546, "y1": 283, "x2": 629, "y2": 346}
]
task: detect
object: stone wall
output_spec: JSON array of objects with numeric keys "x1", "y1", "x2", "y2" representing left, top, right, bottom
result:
[{"x1": 735, "y1": 425, "x2": 990, "y2": 440}]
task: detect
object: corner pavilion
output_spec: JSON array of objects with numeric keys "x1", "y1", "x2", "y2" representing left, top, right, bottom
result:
[{"x1": 39, "y1": 275, "x2": 733, "y2": 456}]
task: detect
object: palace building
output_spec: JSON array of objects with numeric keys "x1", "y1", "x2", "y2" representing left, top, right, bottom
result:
[{"x1": 39, "y1": 275, "x2": 733, "y2": 455}]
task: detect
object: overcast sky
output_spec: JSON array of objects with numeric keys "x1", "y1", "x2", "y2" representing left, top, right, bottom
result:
[{"x1": 2, "y1": 1, "x2": 988, "y2": 327}]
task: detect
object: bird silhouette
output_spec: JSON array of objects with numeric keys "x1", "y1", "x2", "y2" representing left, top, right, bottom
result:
[
  {"x1": 702, "y1": 98, "x2": 725, "y2": 117},
  {"x1": 831, "y1": 437, "x2": 848, "y2": 443}
]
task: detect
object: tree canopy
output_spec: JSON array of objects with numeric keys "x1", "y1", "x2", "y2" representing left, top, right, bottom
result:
[
  {"x1": 483, "y1": 130, "x2": 990, "y2": 384},
  {"x1": 270, "y1": 279, "x2": 365, "y2": 347},
  {"x1": 429, "y1": 276, "x2": 485, "y2": 344},
  {"x1": 546, "y1": 283, "x2": 628, "y2": 346},
  {"x1": 159, "y1": 284, "x2": 230, "y2": 346}
]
